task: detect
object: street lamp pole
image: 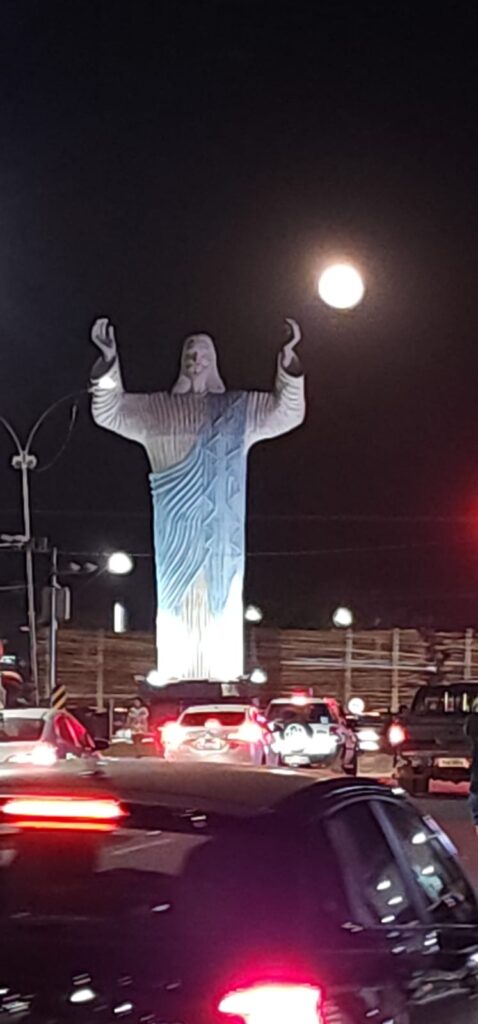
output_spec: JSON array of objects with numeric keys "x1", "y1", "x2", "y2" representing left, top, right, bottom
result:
[
  {"x1": 0, "y1": 391, "x2": 82, "y2": 704},
  {"x1": 48, "y1": 545, "x2": 59, "y2": 699}
]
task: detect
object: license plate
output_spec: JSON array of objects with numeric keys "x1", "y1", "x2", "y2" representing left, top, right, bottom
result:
[{"x1": 435, "y1": 757, "x2": 469, "y2": 768}]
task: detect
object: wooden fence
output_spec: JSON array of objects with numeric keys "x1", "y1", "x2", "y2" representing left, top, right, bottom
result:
[{"x1": 38, "y1": 625, "x2": 478, "y2": 711}]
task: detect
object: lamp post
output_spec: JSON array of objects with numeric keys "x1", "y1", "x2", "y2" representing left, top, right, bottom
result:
[{"x1": 0, "y1": 392, "x2": 82, "y2": 703}]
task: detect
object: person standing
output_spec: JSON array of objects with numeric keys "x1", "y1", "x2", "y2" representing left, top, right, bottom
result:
[{"x1": 126, "y1": 698, "x2": 150, "y2": 757}]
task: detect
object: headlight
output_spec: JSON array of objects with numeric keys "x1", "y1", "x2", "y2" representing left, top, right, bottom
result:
[{"x1": 358, "y1": 728, "x2": 380, "y2": 752}]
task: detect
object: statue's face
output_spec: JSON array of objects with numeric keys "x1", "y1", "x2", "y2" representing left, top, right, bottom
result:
[{"x1": 183, "y1": 338, "x2": 213, "y2": 381}]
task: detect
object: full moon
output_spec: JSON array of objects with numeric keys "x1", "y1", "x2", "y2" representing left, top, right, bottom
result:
[{"x1": 318, "y1": 263, "x2": 365, "y2": 310}]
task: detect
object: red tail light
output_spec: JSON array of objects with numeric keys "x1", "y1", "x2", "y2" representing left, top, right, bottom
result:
[
  {"x1": 161, "y1": 721, "x2": 185, "y2": 749},
  {"x1": 236, "y1": 721, "x2": 263, "y2": 744},
  {"x1": 388, "y1": 723, "x2": 407, "y2": 747},
  {"x1": 218, "y1": 982, "x2": 323, "y2": 1023},
  {"x1": 1, "y1": 795, "x2": 125, "y2": 831}
]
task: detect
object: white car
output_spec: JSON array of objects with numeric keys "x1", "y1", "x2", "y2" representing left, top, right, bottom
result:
[
  {"x1": 266, "y1": 695, "x2": 358, "y2": 773},
  {"x1": 162, "y1": 704, "x2": 279, "y2": 766},
  {"x1": 0, "y1": 707, "x2": 104, "y2": 766}
]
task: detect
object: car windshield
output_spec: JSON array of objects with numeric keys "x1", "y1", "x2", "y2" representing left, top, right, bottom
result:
[
  {"x1": 268, "y1": 702, "x2": 333, "y2": 724},
  {"x1": 180, "y1": 710, "x2": 246, "y2": 727},
  {"x1": 0, "y1": 715, "x2": 44, "y2": 741},
  {"x1": 412, "y1": 688, "x2": 478, "y2": 715}
]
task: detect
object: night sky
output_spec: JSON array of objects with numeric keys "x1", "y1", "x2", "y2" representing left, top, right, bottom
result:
[{"x1": 1, "y1": 0, "x2": 478, "y2": 645}]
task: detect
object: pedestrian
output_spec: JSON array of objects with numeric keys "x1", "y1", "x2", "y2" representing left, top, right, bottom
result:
[
  {"x1": 126, "y1": 697, "x2": 150, "y2": 757},
  {"x1": 465, "y1": 698, "x2": 478, "y2": 833}
]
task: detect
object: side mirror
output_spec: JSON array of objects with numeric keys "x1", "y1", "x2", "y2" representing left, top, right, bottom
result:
[{"x1": 94, "y1": 737, "x2": 110, "y2": 752}]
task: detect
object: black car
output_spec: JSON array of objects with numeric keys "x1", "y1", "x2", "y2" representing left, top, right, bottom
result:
[{"x1": 0, "y1": 761, "x2": 477, "y2": 1023}]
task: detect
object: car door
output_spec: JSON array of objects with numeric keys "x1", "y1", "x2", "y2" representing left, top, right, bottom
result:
[
  {"x1": 324, "y1": 796, "x2": 477, "y2": 1023},
  {"x1": 376, "y1": 797, "x2": 478, "y2": 1022}
]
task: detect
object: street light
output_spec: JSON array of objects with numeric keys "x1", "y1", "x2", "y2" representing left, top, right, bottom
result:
[
  {"x1": 0, "y1": 391, "x2": 82, "y2": 703},
  {"x1": 146, "y1": 669, "x2": 165, "y2": 688},
  {"x1": 107, "y1": 551, "x2": 134, "y2": 576},
  {"x1": 245, "y1": 604, "x2": 263, "y2": 623},
  {"x1": 250, "y1": 667, "x2": 268, "y2": 684},
  {"x1": 332, "y1": 606, "x2": 354, "y2": 628},
  {"x1": 318, "y1": 263, "x2": 365, "y2": 310}
]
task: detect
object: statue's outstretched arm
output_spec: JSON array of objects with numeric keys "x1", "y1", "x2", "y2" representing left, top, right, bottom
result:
[
  {"x1": 246, "y1": 318, "x2": 306, "y2": 445},
  {"x1": 90, "y1": 317, "x2": 162, "y2": 442}
]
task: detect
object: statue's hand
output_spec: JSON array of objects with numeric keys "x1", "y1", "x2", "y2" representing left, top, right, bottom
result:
[
  {"x1": 91, "y1": 317, "x2": 117, "y2": 360},
  {"x1": 281, "y1": 318, "x2": 302, "y2": 369}
]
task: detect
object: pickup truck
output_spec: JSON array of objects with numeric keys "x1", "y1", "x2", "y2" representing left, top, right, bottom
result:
[{"x1": 394, "y1": 681, "x2": 476, "y2": 795}]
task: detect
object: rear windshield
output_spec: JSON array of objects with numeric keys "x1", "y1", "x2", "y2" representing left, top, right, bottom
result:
[
  {"x1": 412, "y1": 688, "x2": 478, "y2": 715},
  {"x1": 180, "y1": 710, "x2": 246, "y2": 727},
  {"x1": 0, "y1": 715, "x2": 43, "y2": 741},
  {"x1": 268, "y1": 702, "x2": 333, "y2": 724}
]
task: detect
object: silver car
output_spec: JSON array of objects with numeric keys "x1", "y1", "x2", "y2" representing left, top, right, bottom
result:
[
  {"x1": 0, "y1": 708, "x2": 104, "y2": 766},
  {"x1": 162, "y1": 704, "x2": 279, "y2": 766}
]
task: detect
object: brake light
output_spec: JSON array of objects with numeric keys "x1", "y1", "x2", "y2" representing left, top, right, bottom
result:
[
  {"x1": 388, "y1": 723, "x2": 406, "y2": 747},
  {"x1": 7, "y1": 743, "x2": 57, "y2": 767},
  {"x1": 236, "y1": 721, "x2": 263, "y2": 744},
  {"x1": 218, "y1": 982, "x2": 323, "y2": 1023},
  {"x1": 1, "y1": 796, "x2": 125, "y2": 831},
  {"x1": 161, "y1": 721, "x2": 184, "y2": 750}
]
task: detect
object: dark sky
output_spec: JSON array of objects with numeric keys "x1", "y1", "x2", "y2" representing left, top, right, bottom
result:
[{"x1": 0, "y1": 0, "x2": 478, "y2": 643}]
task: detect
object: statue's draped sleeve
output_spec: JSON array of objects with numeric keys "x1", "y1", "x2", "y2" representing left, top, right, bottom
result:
[
  {"x1": 245, "y1": 357, "x2": 305, "y2": 446},
  {"x1": 90, "y1": 352, "x2": 167, "y2": 442}
]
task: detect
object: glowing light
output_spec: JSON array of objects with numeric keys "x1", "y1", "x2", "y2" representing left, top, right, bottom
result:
[
  {"x1": 7, "y1": 743, "x2": 57, "y2": 767},
  {"x1": 146, "y1": 669, "x2": 165, "y2": 687},
  {"x1": 332, "y1": 606, "x2": 353, "y2": 628},
  {"x1": 218, "y1": 983, "x2": 323, "y2": 1023},
  {"x1": 291, "y1": 695, "x2": 310, "y2": 706},
  {"x1": 388, "y1": 723, "x2": 406, "y2": 747},
  {"x1": 113, "y1": 602, "x2": 127, "y2": 634},
  {"x1": 69, "y1": 988, "x2": 96, "y2": 1005},
  {"x1": 377, "y1": 879, "x2": 391, "y2": 892},
  {"x1": 250, "y1": 668, "x2": 268, "y2": 684},
  {"x1": 107, "y1": 551, "x2": 134, "y2": 575},
  {"x1": 114, "y1": 1002, "x2": 133, "y2": 1016},
  {"x1": 161, "y1": 721, "x2": 184, "y2": 750},
  {"x1": 245, "y1": 604, "x2": 263, "y2": 623},
  {"x1": 237, "y1": 720, "x2": 263, "y2": 744},
  {"x1": 348, "y1": 697, "x2": 365, "y2": 716},
  {"x1": 2, "y1": 796, "x2": 124, "y2": 824},
  {"x1": 412, "y1": 831, "x2": 427, "y2": 846},
  {"x1": 97, "y1": 374, "x2": 117, "y2": 391},
  {"x1": 318, "y1": 263, "x2": 365, "y2": 310}
]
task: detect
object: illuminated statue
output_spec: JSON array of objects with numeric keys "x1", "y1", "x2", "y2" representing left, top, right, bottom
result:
[{"x1": 90, "y1": 316, "x2": 305, "y2": 682}]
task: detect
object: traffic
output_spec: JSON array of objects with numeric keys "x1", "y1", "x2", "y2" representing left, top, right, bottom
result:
[{"x1": 1, "y1": 683, "x2": 478, "y2": 1023}]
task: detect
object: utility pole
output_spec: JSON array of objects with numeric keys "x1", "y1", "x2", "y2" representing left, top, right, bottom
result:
[{"x1": 48, "y1": 545, "x2": 59, "y2": 699}]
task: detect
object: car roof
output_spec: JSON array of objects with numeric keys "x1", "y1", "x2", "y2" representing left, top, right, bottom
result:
[
  {"x1": 180, "y1": 704, "x2": 250, "y2": 714},
  {"x1": 0, "y1": 760, "x2": 399, "y2": 821},
  {"x1": 268, "y1": 697, "x2": 329, "y2": 704},
  {"x1": 0, "y1": 707, "x2": 48, "y2": 720}
]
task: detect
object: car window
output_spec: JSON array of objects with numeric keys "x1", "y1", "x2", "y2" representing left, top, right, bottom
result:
[
  {"x1": 326, "y1": 800, "x2": 418, "y2": 927},
  {"x1": 378, "y1": 802, "x2": 477, "y2": 924},
  {"x1": 268, "y1": 703, "x2": 333, "y2": 725},
  {"x1": 0, "y1": 715, "x2": 44, "y2": 741},
  {"x1": 180, "y1": 710, "x2": 246, "y2": 728}
]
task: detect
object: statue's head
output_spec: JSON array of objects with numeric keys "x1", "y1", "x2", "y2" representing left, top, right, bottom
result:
[{"x1": 172, "y1": 333, "x2": 226, "y2": 395}]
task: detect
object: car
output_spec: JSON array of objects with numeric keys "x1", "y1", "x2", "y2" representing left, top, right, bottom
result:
[
  {"x1": 0, "y1": 760, "x2": 477, "y2": 1023},
  {"x1": 266, "y1": 694, "x2": 358, "y2": 773},
  {"x1": 161, "y1": 702, "x2": 278, "y2": 765},
  {"x1": 0, "y1": 707, "x2": 106, "y2": 766},
  {"x1": 392, "y1": 682, "x2": 478, "y2": 795}
]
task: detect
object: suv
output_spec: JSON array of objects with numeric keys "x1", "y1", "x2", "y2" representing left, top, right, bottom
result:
[
  {"x1": 0, "y1": 762, "x2": 478, "y2": 1023},
  {"x1": 266, "y1": 695, "x2": 358, "y2": 773}
]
